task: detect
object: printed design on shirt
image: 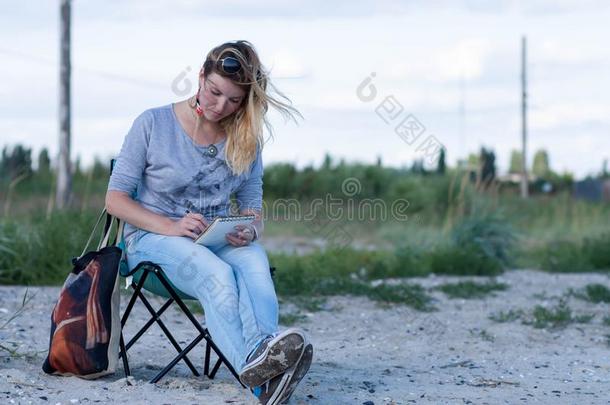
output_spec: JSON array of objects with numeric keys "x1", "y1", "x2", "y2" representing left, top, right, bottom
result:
[{"x1": 152, "y1": 156, "x2": 246, "y2": 218}]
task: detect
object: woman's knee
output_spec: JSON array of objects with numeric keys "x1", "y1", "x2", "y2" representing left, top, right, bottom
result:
[
  {"x1": 220, "y1": 242, "x2": 270, "y2": 271},
  {"x1": 128, "y1": 233, "x2": 237, "y2": 289},
  {"x1": 170, "y1": 251, "x2": 242, "y2": 322}
]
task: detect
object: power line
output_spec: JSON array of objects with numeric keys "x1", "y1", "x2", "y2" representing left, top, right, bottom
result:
[{"x1": 0, "y1": 46, "x2": 166, "y2": 89}]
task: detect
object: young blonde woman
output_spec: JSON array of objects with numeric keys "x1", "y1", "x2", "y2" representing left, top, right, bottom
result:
[{"x1": 106, "y1": 40, "x2": 312, "y2": 404}]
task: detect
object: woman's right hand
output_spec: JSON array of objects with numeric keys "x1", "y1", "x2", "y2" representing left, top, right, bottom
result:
[{"x1": 166, "y1": 212, "x2": 209, "y2": 239}]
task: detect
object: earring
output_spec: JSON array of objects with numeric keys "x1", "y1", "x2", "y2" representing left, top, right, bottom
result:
[{"x1": 195, "y1": 86, "x2": 204, "y2": 116}]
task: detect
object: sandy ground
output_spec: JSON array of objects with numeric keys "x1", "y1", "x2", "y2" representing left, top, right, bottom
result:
[{"x1": 1, "y1": 269, "x2": 610, "y2": 405}]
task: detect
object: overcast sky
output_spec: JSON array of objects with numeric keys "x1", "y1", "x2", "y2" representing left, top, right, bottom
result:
[{"x1": 1, "y1": 0, "x2": 609, "y2": 178}]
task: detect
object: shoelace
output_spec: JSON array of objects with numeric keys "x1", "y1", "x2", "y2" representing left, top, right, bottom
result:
[
  {"x1": 252, "y1": 379, "x2": 271, "y2": 398},
  {"x1": 246, "y1": 335, "x2": 274, "y2": 363}
]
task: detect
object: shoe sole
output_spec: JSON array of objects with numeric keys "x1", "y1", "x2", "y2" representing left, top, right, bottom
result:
[
  {"x1": 278, "y1": 343, "x2": 313, "y2": 404},
  {"x1": 264, "y1": 372, "x2": 292, "y2": 405},
  {"x1": 240, "y1": 330, "x2": 305, "y2": 388}
]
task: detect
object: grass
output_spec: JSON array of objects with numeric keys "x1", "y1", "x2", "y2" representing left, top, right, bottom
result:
[
  {"x1": 584, "y1": 233, "x2": 610, "y2": 269},
  {"x1": 582, "y1": 284, "x2": 610, "y2": 303},
  {"x1": 184, "y1": 301, "x2": 204, "y2": 315},
  {"x1": 522, "y1": 232, "x2": 610, "y2": 273},
  {"x1": 365, "y1": 283, "x2": 433, "y2": 311},
  {"x1": 279, "y1": 312, "x2": 307, "y2": 326},
  {"x1": 522, "y1": 299, "x2": 594, "y2": 329},
  {"x1": 451, "y1": 213, "x2": 517, "y2": 268},
  {"x1": 469, "y1": 328, "x2": 495, "y2": 342},
  {"x1": 0, "y1": 288, "x2": 36, "y2": 357},
  {"x1": 568, "y1": 284, "x2": 610, "y2": 304},
  {"x1": 269, "y1": 243, "x2": 501, "y2": 305},
  {"x1": 0, "y1": 210, "x2": 102, "y2": 285},
  {"x1": 1, "y1": 171, "x2": 609, "y2": 316},
  {"x1": 489, "y1": 309, "x2": 525, "y2": 323},
  {"x1": 437, "y1": 280, "x2": 508, "y2": 299},
  {"x1": 425, "y1": 246, "x2": 504, "y2": 276},
  {"x1": 287, "y1": 296, "x2": 327, "y2": 312},
  {"x1": 277, "y1": 296, "x2": 328, "y2": 326},
  {"x1": 489, "y1": 301, "x2": 595, "y2": 329}
]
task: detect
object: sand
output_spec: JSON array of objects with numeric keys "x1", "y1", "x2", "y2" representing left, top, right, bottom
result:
[{"x1": 1, "y1": 269, "x2": 610, "y2": 405}]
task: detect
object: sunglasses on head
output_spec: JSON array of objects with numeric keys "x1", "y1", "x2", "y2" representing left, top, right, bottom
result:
[
  {"x1": 216, "y1": 56, "x2": 243, "y2": 74},
  {"x1": 216, "y1": 56, "x2": 264, "y2": 83}
]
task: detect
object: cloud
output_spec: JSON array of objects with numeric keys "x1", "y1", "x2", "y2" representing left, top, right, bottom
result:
[
  {"x1": 267, "y1": 50, "x2": 311, "y2": 79},
  {"x1": 434, "y1": 38, "x2": 492, "y2": 81},
  {"x1": 530, "y1": 103, "x2": 609, "y2": 130},
  {"x1": 2, "y1": 1, "x2": 610, "y2": 178},
  {"x1": 538, "y1": 38, "x2": 609, "y2": 65}
]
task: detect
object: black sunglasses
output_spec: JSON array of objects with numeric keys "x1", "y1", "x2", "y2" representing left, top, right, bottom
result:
[
  {"x1": 216, "y1": 56, "x2": 263, "y2": 83},
  {"x1": 217, "y1": 56, "x2": 243, "y2": 74}
]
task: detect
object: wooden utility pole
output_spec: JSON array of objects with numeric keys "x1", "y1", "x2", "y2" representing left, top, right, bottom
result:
[
  {"x1": 56, "y1": 0, "x2": 72, "y2": 209},
  {"x1": 520, "y1": 36, "x2": 529, "y2": 199}
]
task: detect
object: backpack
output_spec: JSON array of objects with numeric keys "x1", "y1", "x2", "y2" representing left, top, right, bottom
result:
[{"x1": 42, "y1": 209, "x2": 123, "y2": 378}]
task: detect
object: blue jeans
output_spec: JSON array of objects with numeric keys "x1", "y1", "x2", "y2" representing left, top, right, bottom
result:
[{"x1": 125, "y1": 230, "x2": 279, "y2": 372}]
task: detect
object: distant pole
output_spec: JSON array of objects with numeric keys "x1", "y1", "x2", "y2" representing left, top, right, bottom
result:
[
  {"x1": 520, "y1": 36, "x2": 529, "y2": 199},
  {"x1": 56, "y1": 0, "x2": 72, "y2": 209},
  {"x1": 459, "y1": 74, "x2": 466, "y2": 166}
]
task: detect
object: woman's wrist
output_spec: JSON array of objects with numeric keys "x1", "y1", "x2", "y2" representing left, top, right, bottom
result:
[
  {"x1": 243, "y1": 224, "x2": 258, "y2": 241},
  {"x1": 250, "y1": 224, "x2": 259, "y2": 241},
  {"x1": 161, "y1": 216, "x2": 177, "y2": 236}
]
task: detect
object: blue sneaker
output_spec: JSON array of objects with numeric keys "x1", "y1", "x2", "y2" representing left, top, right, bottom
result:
[
  {"x1": 278, "y1": 341, "x2": 313, "y2": 403},
  {"x1": 252, "y1": 372, "x2": 291, "y2": 405},
  {"x1": 240, "y1": 328, "x2": 305, "y2": 388}
]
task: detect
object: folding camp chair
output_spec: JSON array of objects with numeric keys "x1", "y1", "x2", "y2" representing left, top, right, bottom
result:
[
  {"x1": 118, "y1": 259, "x2": 245, "y2": 384},
  {"x1": 110, "y1": 160, "x2": 275, "y2": 384}
]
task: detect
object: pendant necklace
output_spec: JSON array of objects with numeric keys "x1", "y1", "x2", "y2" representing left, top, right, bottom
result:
[{"x1": 189, "y1": 95, "x2": 219, "y2": 158}]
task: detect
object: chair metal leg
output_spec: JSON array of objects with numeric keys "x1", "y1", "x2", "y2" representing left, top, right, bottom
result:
[
  {"x1": 134, "y1": 282, "x2": 200, "y2": 377},
  {"x1": 119, "y1": 332, "x2": 130, "y2": 377},
  {"x1": 204, "y1": 343, "x2": 211, "y2": 376},
  {"x1": 209, "y1": 357, "x2": 223, "y2": 379},
  {"x1": 119, "y1": 262, "x2": 256, "y2": 387},
  {"x1": 150, "y1": 333, "x2": 205, "y2": 384},
  {"x1": 154, "y1": 270, "x2": 245, "y2": 386},
  {"x1": 202, "y1": 329, "x2": 244, "y2": 386},
  {"x1": 124, "y1": 294, "x2": 173, "y2": 351},
  {"x1": 121, "y1": 266, "x2": 150, "y2": 327}
]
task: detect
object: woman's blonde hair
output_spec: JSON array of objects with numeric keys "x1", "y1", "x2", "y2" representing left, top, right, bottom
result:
[{"x1": 193, "y1": 40, "x2": 302, "y2": 176}]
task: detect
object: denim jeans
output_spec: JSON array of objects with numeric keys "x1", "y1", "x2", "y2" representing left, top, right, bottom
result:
[{"x1": 125, "y1": 230, "x2": 279, "y2": 372}]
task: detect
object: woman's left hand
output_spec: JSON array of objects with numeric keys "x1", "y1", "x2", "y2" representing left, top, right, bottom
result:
[{"x1": 226, "y1": 225, "x2": 255, "y2": 247}]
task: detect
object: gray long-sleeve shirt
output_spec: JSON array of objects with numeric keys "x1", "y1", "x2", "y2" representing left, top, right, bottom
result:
[{"x1": 107, "y1": 103, "x2": 263, "y2": 242}]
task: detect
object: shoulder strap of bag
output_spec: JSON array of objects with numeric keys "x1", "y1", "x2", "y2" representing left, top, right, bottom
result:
[
  {"x1": 99, "y1": 216, "x2": 116, "y2": 249},
  {"x1": 79, "y1": 208, "x2": 108, "y2": 258},
  {"x1": 99, "y1": 216, "x2": 125, "y2": 250},
  {"x1": 113, "y1": 219, "x2": 125, "y2": 247}
]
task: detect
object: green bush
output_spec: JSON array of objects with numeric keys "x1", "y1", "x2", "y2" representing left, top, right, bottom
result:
[
  {"x1": 0, "y1": 210, "x2": 99, "y2": 285},
  {"x1": 451, "y1": 213, "x2": 516, "y2": 268},
  {"x1": 584, "y1": 232, "x2": 610, "y2": 270},
  {"x1": 426, "y1": 245, "x2": 503, "y2": 276},
  {"x1": 270, "y1": 248, "x2": 434, "y2": 309},
  {"x1": 583, "y1": 284, "x2": 610, "y2": 303},
  {"x1": 437, "y1": 280, "x2": 508, "y2": 299},
  {"x1": 538, "y1": 240, "x2": 592, "y2": 273},
  {"x1": 530, "y1": 233, "x2": 610, "y2": 273}
]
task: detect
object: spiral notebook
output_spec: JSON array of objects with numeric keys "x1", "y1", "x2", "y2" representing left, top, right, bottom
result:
[{"x1": 194, "y1": 215, "x2": 256, "y2": 247}]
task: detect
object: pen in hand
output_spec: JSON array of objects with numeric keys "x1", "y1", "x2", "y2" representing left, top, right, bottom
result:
[{"x1": 184, "y1": 210, "x2": 209, "y2": 236}]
